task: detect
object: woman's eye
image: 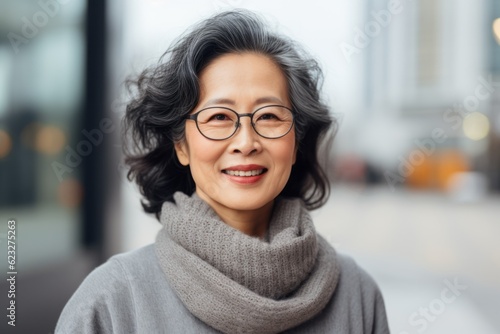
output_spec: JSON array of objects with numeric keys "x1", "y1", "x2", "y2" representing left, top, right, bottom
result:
[
  {"x1": 209, "y1": 114, "x2": 230, "y2": 121},
  {"x1": 258, "y1": 113, "x2": 278, "y2": 121}
]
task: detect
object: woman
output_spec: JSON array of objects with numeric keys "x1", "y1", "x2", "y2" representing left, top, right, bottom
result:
[{"x1": 56, "y1": 10, "x2": 389, "y2": 334}]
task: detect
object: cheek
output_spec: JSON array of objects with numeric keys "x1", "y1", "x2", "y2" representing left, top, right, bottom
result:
[
  {"x1": 271, "y1": 137, "x2": 296, "y2": 173},
  {"x1": 191, "y1": 143, "x2": 217, "y2": 163},
  {"x1": 185, "y1": 129, "x2": 224, "y2": 170}
]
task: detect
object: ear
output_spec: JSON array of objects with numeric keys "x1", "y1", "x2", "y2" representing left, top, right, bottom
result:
[{"x1": 174, "y1": 141, "x2": 190, "y2": 166}]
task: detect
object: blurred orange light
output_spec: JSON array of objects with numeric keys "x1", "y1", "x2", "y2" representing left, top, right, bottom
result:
[
  {"x1": 437, "y1": 150, "x2": 470, "y2": 191},
  {"x1": 406, "y1": 151, "x2": 433, "y2": 189},
  {"x1": 35, "y1": 125, "x2": 66, "y2": 155},
  {"x1": 0, "y1": 130, "x2": 13, "y2": 159},
  {"x1": 407, "y1": 149, "x2": 470, "y2": 191}
]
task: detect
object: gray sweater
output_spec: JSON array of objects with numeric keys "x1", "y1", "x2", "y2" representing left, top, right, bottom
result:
[{"x1": 55, "y1": 244, "x2": 389, "y2": 333}]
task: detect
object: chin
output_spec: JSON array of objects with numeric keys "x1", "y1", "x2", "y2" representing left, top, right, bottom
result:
[{"x1": 221, "y1": 196, "x2": 274, "y2": 211}]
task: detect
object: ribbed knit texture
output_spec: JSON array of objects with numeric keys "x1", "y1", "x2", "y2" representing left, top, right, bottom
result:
[{"x1": 155, "y1": 192, "x2": 340, "y2": 334}]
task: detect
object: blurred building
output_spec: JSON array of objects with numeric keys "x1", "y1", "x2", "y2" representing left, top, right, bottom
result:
[
  {"x1": 337, "y1": 0, "x2": 500, "y2": 198},
  {"x1": 0, "y1": 1, "x2": 112, "y2": 333}
]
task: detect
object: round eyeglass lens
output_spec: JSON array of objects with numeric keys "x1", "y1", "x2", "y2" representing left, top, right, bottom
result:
[
  {"x1": 252, "y1": 106, "x2": 293, "y2": 138},
  {"x1": 196, "y1": 107, "x2": 239, "y2": 140}
]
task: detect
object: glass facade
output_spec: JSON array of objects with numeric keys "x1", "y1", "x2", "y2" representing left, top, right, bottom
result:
[{"x1": 0, "y1": 0, "x2": 87, "y2": 272}]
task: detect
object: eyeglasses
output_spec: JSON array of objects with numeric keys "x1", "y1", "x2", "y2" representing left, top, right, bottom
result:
[{"x1": 185, "y1": 105, "x2": 294, "y2": 140}]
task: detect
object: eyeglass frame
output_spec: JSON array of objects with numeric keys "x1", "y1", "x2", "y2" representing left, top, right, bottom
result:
[{"x1": 184, "y1": 104, "x2": 295, "y2": 141}]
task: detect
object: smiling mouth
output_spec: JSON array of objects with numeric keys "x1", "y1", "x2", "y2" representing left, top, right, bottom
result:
[{"x1": 222, "y1": 169, "x2": 267, "y2": 177}]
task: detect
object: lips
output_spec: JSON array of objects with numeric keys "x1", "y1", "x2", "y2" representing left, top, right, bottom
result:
[
  {"x1": 222, "y1": 164, "x2": 268, "y2": 177},
  {"x1": 224, "y1": 169, "x2": 265, "y2": 177}
]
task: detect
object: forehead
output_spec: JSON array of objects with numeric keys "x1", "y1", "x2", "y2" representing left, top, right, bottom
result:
[{"x1": 197, "y1": 52, "x2": 290, "y2": 107}]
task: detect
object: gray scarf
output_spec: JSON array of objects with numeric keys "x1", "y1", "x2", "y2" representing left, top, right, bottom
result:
[{"x1": 155, "y1": 192, "x2": 339, "y2": 334}]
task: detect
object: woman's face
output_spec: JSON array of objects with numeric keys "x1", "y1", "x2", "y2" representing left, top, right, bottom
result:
[{"x1": 175, "y1": 52, "x2": 297, "y2": 217}]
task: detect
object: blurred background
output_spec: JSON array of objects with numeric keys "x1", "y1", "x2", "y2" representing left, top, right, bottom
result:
[{"x1": 0, "y1": 0, "x2": 499, "y2": 333}]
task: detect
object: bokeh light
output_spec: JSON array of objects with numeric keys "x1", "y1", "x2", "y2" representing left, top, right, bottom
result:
[
  {"x1": 463, "y1": 112, "x2": 490, "y2": 141},
  {"x1": 0, "y1": 129, "x2": 12, "y2": 159},
  {"x1": 36, "y1": 125, "x2": 66, "y2": 155},
  {"x1": 493, "y1": 18, "x2": 500, "y2": 44},
  {"x1": 21, "y1": 123, "x2": 66, "y2": 155}
]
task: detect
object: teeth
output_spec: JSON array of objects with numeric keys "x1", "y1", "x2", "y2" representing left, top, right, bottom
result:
[{"x1": 225, "y1": 169, "x2": 265, "y2": 177}]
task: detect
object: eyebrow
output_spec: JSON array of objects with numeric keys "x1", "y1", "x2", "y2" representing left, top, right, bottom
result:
[{"x1": 201, "y1": 96, "x2": 285, "y2": 108}]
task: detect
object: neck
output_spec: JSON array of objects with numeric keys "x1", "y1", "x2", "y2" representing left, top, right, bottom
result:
[{"x1": 195, "y1": 191, "x2": 273, "y2": 238}]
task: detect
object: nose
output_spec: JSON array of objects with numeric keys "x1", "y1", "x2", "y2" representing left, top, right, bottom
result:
[{"x1": 229, "y1": 116, "x2": 262, "y2": 155}]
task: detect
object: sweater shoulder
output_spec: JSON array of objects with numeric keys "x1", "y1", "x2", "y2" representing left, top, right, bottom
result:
[
  {"x1": 336, "y1": 253, "x2": 390, "y2": 333},
  {"x1": 110, "y1": 244, "x2": 157, "y2": 275},
  {"x1": 336, "y1": 253, "x2": 381, "y2": 294},
  {"x1": 55, "y1": 245, "x2": 156, "y2": 334},
  {"x1": 69, "y1": 245, "x2": 157, "y2": 295}
]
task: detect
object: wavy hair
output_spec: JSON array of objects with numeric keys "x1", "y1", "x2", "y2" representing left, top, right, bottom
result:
[{"x1": 123, "y1": 10, "x2": 335, "y2": 219}]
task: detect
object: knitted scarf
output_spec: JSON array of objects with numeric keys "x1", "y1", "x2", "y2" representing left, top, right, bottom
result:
[{"x1": 155, "y1": 192, "x2": 339, "y2": 334}]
